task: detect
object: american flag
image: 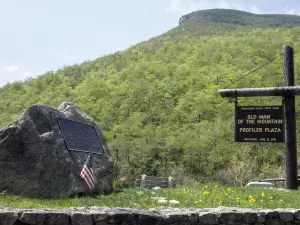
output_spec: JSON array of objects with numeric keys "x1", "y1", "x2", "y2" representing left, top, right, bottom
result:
[{"x1": 80, "y1": 153, "x2": 95, "y2": 189}]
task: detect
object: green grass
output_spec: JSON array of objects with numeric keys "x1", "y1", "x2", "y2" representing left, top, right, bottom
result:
[{"x1": 1, "y1": 184, "x2": 300, "y2": 209}]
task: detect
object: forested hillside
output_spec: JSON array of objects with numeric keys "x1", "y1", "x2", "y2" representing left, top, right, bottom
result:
[{"x1": 2, "y1": 10, "x2": 300, "y2": 186}]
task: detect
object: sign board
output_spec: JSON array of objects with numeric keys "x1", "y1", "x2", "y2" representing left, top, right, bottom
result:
[
  {"x1": 57, "y1": 118, "x2": 104, "y2": 154},
  {"x1": 235, "y1": 106, "x2": 284, "y2": 142}
]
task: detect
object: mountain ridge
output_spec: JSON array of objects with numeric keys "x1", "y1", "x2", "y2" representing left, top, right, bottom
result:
[{"x1": 179, "y1": 8, "x2": 300, "y2": 28}]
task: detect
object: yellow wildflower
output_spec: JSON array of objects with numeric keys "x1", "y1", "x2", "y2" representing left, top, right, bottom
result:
[
  {"x1": 249, "y1": 198, "x2": 256, "y2": 203},
  {"x1": 248, "y1": 195, "x2": 256, "y2": 203},
  {"x1": 203, "y1": 191, "x2": 210, "y2": 196}
]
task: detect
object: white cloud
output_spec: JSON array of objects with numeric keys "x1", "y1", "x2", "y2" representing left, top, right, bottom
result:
[
  {"x1": 4, "y1": 65, "x2": 19, "y2": 72},
  {"x1": 287, "y1": 9, "x2": 296, "y2": 14},
  {"x1": 24, "y1": 72, "x2": 32, "y2": 77},
  {"x1": 218, "y1": 0, "x2": 232, "y2": 9},
  {"x1": 283, "y1": 6, "x2": 300, "y2": 15},
  {"x1": 249, "y1": 5, "x2": 262, "y2": 14}
]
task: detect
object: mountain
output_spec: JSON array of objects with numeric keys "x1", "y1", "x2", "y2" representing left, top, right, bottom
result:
[
  {"x1": 1, "y1": 9, "x2": 300, "y2": 187},
  {"x1": 179, "y1": 9, "x2": 300, "y2": 28}
]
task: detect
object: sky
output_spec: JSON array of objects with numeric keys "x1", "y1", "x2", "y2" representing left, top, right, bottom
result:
[{"x1": 0, "y1": 0, "x2": 300, "y2": 86}]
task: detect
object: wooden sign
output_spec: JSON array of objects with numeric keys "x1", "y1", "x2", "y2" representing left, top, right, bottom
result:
[
  {"x1": 235, "y1": 106, "x2": 284, "y2": 142},
  {"x1": 219, "y1": 46, "x2": 298, "y2": 189}
]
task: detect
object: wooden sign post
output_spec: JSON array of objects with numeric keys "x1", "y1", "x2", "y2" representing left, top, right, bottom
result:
[
  {"x1": 282, "y1": 45, "x2": 298, "y2": 189},
  {"x1": 218, "y1": 45, "x2": 298, "y2": 190}
]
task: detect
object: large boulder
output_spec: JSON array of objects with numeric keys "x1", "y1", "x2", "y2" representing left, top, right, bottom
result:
[{"x1": 0, "y1": 102, "x2": 114, "y2": 198}]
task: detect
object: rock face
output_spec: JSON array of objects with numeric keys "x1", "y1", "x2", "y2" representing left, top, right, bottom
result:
[
  {"x1": 178, "y1": 8, "x2": 300, "y2": 27},
  {"x1": 0, "y1": 102, "x2": 114, "y2": 198}
]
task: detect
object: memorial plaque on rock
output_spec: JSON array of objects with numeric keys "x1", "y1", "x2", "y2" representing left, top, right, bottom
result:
[
  {"x1": 57, "y1": 118, "x2": 104, "y2": 154},
  {"x1": 0, "y1": 102, "x2": 114, "y2": 198}
]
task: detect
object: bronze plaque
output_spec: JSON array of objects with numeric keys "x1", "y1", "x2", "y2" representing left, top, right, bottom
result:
[{"x1": 57, "y1": 118, "x2": 104, "y2": 153}]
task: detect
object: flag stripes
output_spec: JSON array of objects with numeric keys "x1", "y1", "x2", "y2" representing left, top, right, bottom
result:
[{"x1": 80, "y1": 153, "x2": 95, "y2": 189}]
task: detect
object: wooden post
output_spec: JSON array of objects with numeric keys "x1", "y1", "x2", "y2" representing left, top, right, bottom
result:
[
  {"x1": 168, "y1": 176, "x2": 174, "y2": 188},
  {"x1": 234, "y1": 96, "x2": 238, "y2": 142},
  {"x1": 218, "y1": 86, "x2": 300, "y2": 97},
  {"x1": 140, "y1": 174, "x2": 147, "y2": 188},
  {"x1": 282, "y1": 45, "x2": 298, "y2": 190}
]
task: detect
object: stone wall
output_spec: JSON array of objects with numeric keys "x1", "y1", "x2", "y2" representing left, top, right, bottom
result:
[{"x1": 1, "y1": 206, "x2": 300, "y2": 225}]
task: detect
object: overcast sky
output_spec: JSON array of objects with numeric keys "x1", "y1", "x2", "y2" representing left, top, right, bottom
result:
[{"x1": 0, "y1": 0, "x2": 299, "y2": 86}]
